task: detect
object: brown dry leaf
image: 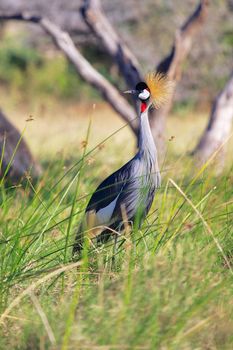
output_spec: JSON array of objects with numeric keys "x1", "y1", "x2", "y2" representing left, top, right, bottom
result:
[
  {"x1": 26, "y1": 115, "x2": 34, "y2": 122},
  {"x1": 184, "y1": 222, "x2": 194, "y2": 230},
  {"x1": 87, "y1": 157, "x2": 95, "y2": 165},
  {"x1": 98, "y1": 143, "x2": 105, "y2": 150},
  {"x1": 80, "y1": 140, "x2": 88, "y2": 149}
]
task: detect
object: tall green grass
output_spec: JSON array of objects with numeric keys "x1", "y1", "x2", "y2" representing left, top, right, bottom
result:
[{"x1": 0, "y1": 120, "x2": 233, "y2": 349}]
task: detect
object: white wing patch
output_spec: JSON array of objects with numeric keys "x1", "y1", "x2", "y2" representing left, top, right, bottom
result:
[{"x1": 96, "y1": 193, "x2": 120, "y2": 224}]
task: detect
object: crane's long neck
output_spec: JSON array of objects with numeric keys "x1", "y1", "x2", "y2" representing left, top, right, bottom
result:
[{"x1": 138, "y1": 101, "x2": 158, "y2": 168}]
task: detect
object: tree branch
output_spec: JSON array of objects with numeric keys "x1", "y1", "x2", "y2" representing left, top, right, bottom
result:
[
  {"x1": 0, "y1": 12, "x2": 138, "y2": 135},
  {"x1": 149, "y1": 0, "x2": 209, "y2": 152},
  {"x1": 157, "y1": 0, "x2": 209, "y2": 79},
  {"x1": 81, "y1": 0, "x2": 143, "y2": 90},
  {"x1": 192, "y1": 71, "x2": 233, "y2": 166}
]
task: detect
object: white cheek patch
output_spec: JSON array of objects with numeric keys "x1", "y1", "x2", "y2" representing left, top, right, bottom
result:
[{"x1": 138, "y1": 89, "x2": 150, "y2": 100}]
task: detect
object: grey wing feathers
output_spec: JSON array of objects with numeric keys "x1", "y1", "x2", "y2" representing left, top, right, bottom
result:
[
  {"x1": 112, "y1": 161, "x2": 158, "y2": 224},
  {"x1": 86, "y1": 158, "x2": 135, "y2": 213},
  {"x1": 87, "y1": 157, "x2": 160, "y2": 224},
  {"x1": 73, "y1": 158, "x2": 160, "y2": 255}
]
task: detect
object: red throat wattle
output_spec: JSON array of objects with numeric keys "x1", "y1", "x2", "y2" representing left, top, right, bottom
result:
[{"x1": 140, "y1": 101, "x2": 147, "y2": 113}]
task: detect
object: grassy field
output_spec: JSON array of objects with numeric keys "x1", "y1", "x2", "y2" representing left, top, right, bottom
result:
[{"x1": 0, "y1": 98, "x2": 233, "y2": 349}]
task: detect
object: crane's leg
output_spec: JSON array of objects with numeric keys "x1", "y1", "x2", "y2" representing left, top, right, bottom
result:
[
  {"x1": 72, "y1": 229, "x2": 84, "y2": 259},
  {"x1": 111, "y1": 222, "x2": 125, "y2": 268},
  {"x1": 111, "y1": 233, "x2": 118, "y2": 268}
]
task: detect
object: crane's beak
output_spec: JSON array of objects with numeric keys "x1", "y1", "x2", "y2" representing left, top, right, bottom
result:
[{"x1": 123, "y1": 89, "x2": 137, "y2": 95}]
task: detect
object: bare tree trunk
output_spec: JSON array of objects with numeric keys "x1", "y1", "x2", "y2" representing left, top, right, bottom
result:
[
  {"x1": 81, "y1": 0, "x2": 143, "y2": 92},
  {"x1": 0, "y1": 109, "x2": 41, "y2": 183},
  {"x1": 192, "y1": 72, "x2": 233, "y2": 167},
  {"x1": 150, "y1": 0, "x2": 209, "y2": 153}
]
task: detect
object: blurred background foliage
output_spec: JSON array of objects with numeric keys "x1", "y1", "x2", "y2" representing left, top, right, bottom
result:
[
  {"x1": 0, "y1": 0, "x2": 232, "y2": 109},
  {"x1": 0, "y1": 35, "x2": 99, "y2": 101}
]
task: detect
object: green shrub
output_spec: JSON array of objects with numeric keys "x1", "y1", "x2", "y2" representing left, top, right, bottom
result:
[{"x1": 0, "y1": 39, "x2": 100, "y2": 101}]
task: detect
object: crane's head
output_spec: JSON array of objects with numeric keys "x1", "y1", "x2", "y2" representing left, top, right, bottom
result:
[
  {"x1": 124, "y1": 73, "x2": 174, "y2": 111},
  {"x1": 124, "y1": 82, "x2": 150, "y2": 101},
  {"x1": 135, "y1": 82, "x2": 151, "y2": 101}
]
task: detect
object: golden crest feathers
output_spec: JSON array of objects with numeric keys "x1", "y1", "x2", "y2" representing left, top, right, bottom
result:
[{"x1": 145, "y1": 72, "x2": 174, "y2": 109}]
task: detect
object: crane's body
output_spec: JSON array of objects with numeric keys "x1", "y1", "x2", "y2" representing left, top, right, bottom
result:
[{"x1": 73, "y1": 74, "x2": 172, "y2": 255}]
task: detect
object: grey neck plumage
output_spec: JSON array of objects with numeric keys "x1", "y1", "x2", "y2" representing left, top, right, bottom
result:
[
  {"x1": 138, "y1": 106, "x2": 157, "y2": 154},
  {"x1": 138, "y1": 105, "x2": 158, "y2": 165}
]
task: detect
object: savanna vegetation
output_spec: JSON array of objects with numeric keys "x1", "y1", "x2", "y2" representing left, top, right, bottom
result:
[{"x1": 0, "y1": 1, "x2": 233, "y2": 349}]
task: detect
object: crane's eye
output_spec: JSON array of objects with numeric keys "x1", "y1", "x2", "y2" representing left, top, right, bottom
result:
[{"x1": 138, "y1": 89, "x2": 150, "y2": 100}]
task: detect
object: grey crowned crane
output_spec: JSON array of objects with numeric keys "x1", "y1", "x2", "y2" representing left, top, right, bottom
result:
[{"x1": 73, "y1": 73, "x2": 173, "y2": 256}]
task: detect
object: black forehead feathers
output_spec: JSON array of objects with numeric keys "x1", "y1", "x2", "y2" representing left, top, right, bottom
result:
[{"x1": 135, "y1": 82, "x2": 149, "y2": 91}]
